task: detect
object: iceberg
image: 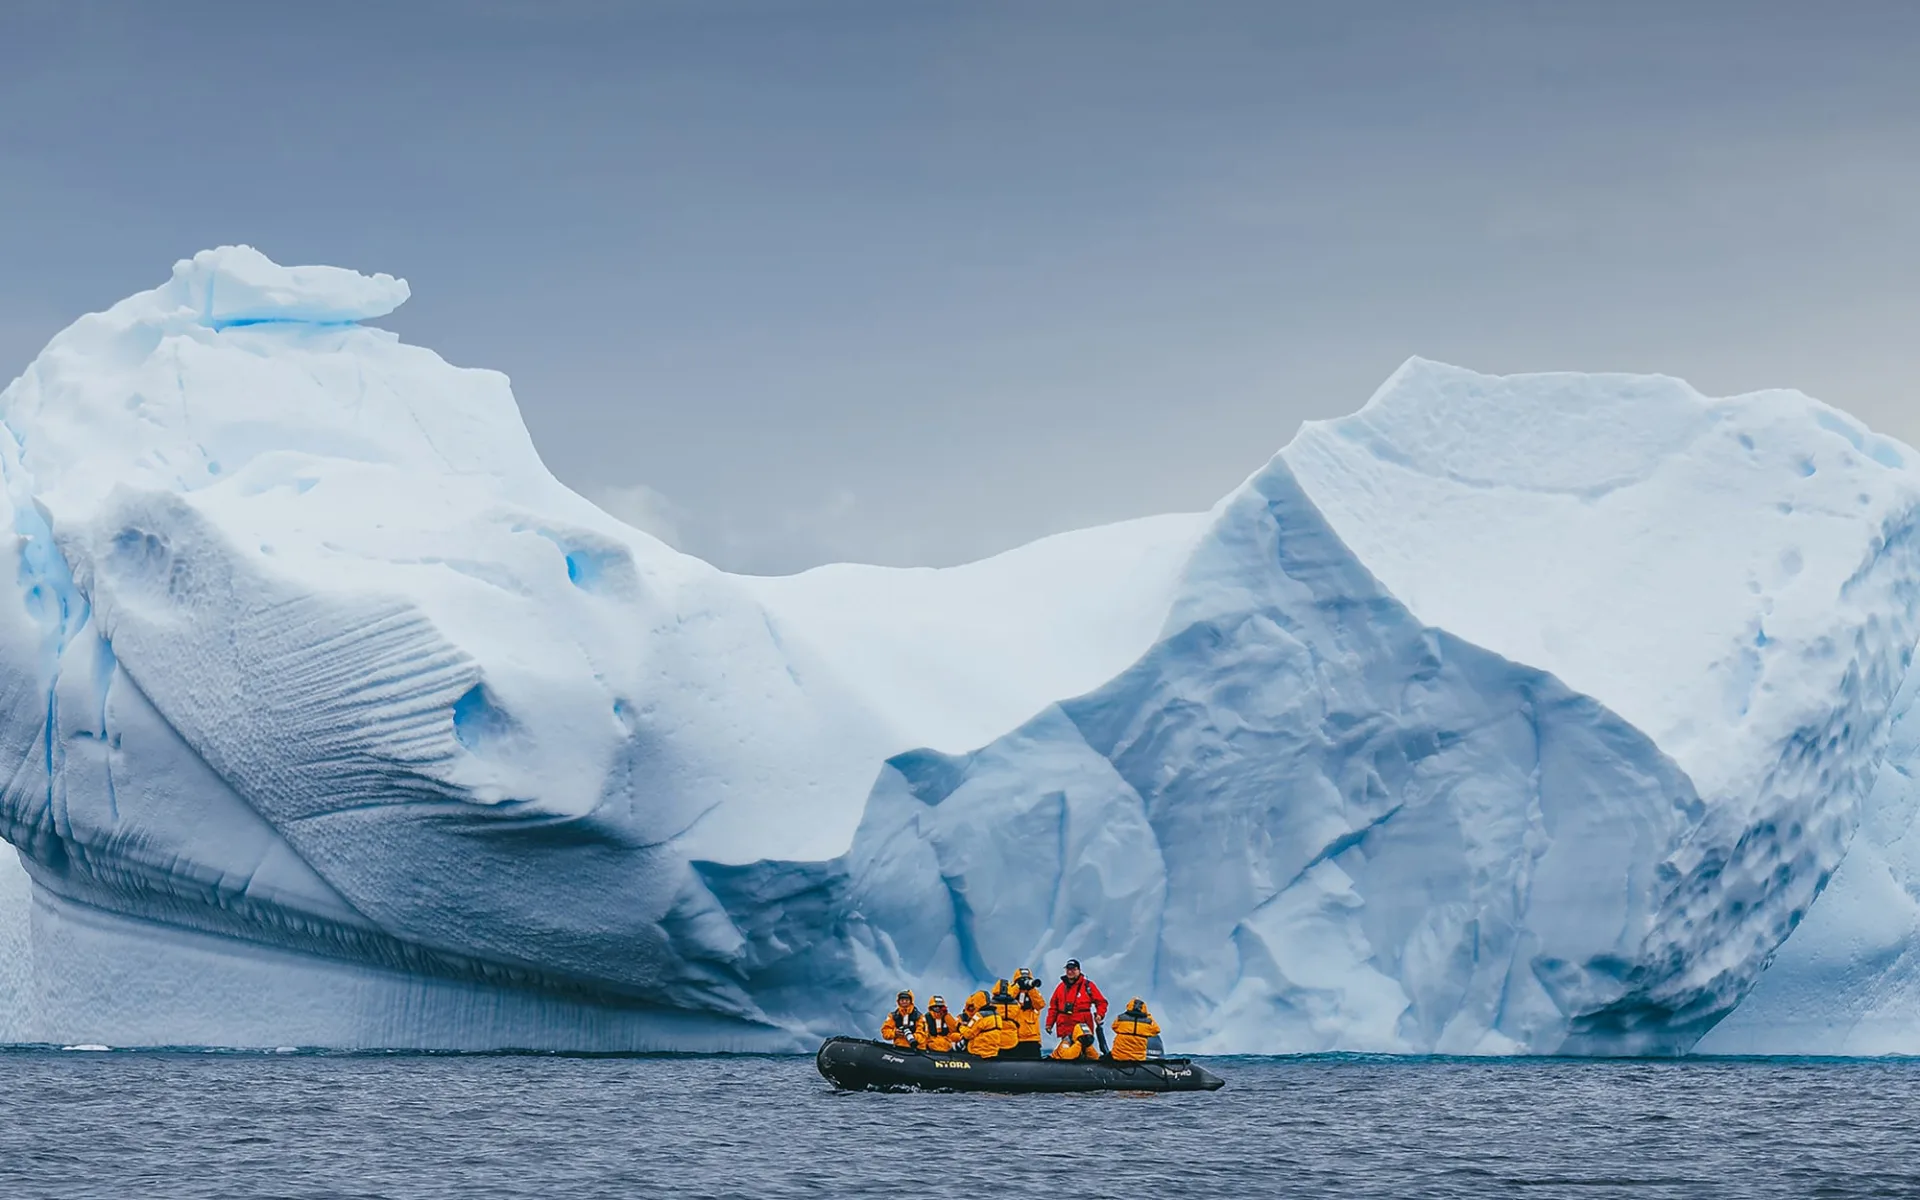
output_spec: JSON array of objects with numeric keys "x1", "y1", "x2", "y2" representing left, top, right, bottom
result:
[
  {"x1": 717, "y1": 363, "x2": 1920, "y2": 1055},
  {"x1": 0, "y1": 248, "x2": 1916, "y2": 1053},
  {"x1": 0, "y1": 248, "x2": 1201, "y2": 1048}
]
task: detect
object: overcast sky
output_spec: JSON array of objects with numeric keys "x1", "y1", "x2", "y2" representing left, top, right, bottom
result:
[{"x1": 3, "y1": 1, "x2": 1916, "y2": 572}]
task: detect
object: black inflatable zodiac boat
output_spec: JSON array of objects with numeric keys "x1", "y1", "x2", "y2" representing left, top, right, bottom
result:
[{"x1": 815, "y1": 1037, "x2": 1225, "y2": 1093}]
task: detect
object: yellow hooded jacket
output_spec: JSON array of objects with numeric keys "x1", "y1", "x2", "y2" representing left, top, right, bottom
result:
[
  {"x1": 990, "y1": 981, "x2": 1022, "y2": 1052},
  {"x1": 922, "y1": 1003, "x2": 962, "y2": 1052},
  {"x1": 961, "y1": 990, "x2": 1003, "y2": 1058},
  {"x1": 880, "y1": 997, "x2": 921, "y2": 1048},
  {"x1": 1010, "y1": 975, "x2": 1045, "y2": 1046},
  {"x1": 1051, "y1": 1023, "x2": 1096, "y2": 1060},
  {"x1": 1110, "y1": 1002, "x2": 1160, "y2": 1061}
]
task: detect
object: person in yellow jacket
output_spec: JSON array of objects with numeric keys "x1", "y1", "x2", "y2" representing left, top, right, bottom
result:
[
  {"x1": 921, "y1": 995, "x2": 962, "y2": 1052},
  {"x1": 958, "y1": 993, "x2": 982, "y2": 1045},
  {"x1": 990, "y1": 979, "x2": 1023, "y2": 1056},
  {"x1": 960, "y1": 989, "x2": 1004, "y2": 1058},
  {"x1": 1007, "y1": 969, "x2": 1045, "y2": 1059},
  {"x1": 880, "y1": 989, "x2": 922, "y2": 1048},
  {"x1": 1110, "y1": 997, "x2": 1161, "y2": 1061},
  {"x1": 1051, "y1": 1023, "x2": 1097, "y2": 1060}
]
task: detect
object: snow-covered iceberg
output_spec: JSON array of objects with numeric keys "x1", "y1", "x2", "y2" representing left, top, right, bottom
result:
[
  {"x1": 1, "y1": 248, "x2": 1917, "y2": 1053},
  {"x1": 718, "y1": 363, "x2": 1920, "y2": 1055},
  {"x1": 0, "y1": 248, "x2": 1200, "y2": 1047}
]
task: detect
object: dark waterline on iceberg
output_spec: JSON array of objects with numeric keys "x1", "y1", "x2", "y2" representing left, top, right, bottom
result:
[{"x1": 1, "y1": 1051, "x2": 1914, "y2": 1198}]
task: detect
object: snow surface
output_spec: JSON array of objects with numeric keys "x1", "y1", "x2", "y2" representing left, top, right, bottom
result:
[
  {"x1": 741, "y1": 513, "x2": 1206, "y2": 756},
  {"x1": 1, "y1": 249, "x2": 1918, "y2": 1052},
  {"x1": 1285, "y1": 358, "x2": 1919, "y2": 813}
]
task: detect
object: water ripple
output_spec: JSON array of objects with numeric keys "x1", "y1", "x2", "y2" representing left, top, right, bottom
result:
[{"x1": 2, "y1": 1053, "x2": 1919, "y2": 1197}]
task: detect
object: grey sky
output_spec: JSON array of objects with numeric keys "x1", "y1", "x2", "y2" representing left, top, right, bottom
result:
[{"x1": 3, "y1": 1, "x2": 1916, "y2": 573}]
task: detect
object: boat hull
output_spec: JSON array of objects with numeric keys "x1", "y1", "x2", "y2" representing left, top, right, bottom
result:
[{"x1": 814, "y1": 1036, "x2": 1225, "y2": 1093}]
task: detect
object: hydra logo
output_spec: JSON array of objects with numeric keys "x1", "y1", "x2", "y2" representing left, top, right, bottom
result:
[{"x1": 933, "y1": 1060, "x2": 973, "y2": 1070}]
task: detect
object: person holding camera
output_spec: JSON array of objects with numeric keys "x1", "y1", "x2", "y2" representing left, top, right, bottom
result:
[
  {"x1": 880, "y1": 989, "x2": 922, "y2": 1049},
  {"x1": 1005, "y1": 968, "x2": 1046, "y2": 1058}
]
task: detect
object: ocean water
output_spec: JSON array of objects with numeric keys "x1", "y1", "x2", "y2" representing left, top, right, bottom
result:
[{"x1": 2, "y1": 1050, "x2": 1917, "y2": 1198}]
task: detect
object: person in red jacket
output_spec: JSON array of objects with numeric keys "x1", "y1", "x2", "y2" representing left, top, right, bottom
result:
[{"x1": 1046, "y1": 958, "x2": 1108, "y2": 1043}]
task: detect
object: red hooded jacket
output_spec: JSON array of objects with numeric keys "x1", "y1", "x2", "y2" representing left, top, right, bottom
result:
[{"x1": 1046, "y1": 973, "x2": 1108, "y2": 1035}]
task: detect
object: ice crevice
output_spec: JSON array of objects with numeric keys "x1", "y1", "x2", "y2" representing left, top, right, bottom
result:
[{"x1": 1276, "y1": 800, "x2": 1408, "y2": 898}]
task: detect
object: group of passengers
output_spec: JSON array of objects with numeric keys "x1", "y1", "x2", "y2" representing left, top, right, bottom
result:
[{"x1": 880, "y1": 958, "x2": 1163, "y2": 1062}]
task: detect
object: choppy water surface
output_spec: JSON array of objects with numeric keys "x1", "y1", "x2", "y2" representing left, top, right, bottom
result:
[{"x1": 2, "y1": 1051, "x2": 1916, "y2": 1198}]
